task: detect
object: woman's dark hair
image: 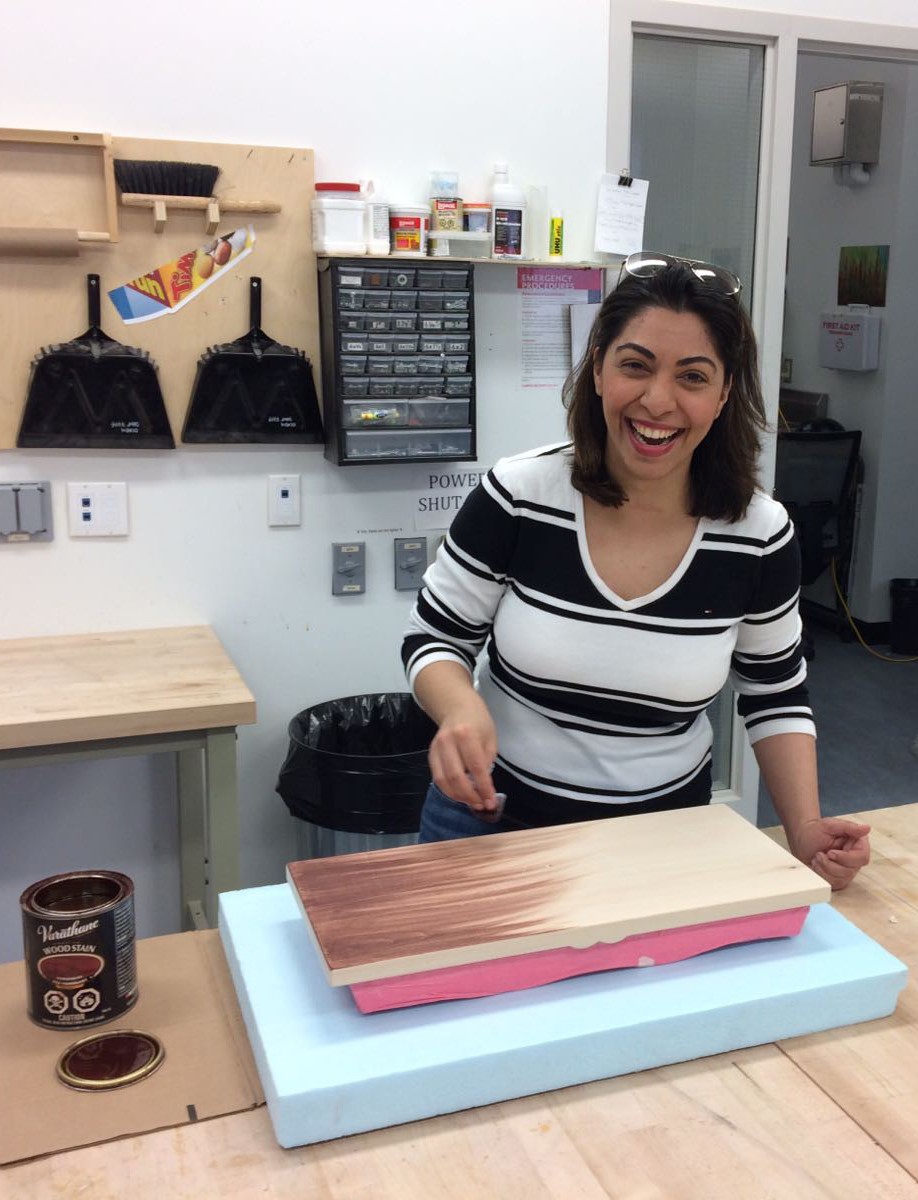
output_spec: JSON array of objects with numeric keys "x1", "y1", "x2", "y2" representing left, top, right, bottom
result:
[{"x1": 563, "y1": 263, "x2": 767, "y2": 521}]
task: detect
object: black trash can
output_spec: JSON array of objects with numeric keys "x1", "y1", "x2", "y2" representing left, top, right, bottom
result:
[
  {"x1": 889, "y1": 578, "x2": 918, "y2": 655},
  {"x1": 276, "y1": 692, "x2": 436, "y2": 858}
]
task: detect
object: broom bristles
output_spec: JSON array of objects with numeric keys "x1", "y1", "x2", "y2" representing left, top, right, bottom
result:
[{"x1": 114, "y1": 159, "x2": 221, "y2": 197}]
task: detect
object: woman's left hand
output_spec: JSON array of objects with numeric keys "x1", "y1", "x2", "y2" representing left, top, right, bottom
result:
[{"x1": 790, "y1": 817, "x2": 871, "y2": 891}]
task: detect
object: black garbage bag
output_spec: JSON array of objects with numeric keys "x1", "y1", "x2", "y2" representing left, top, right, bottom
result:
[{"x1": 276, "y1": 693, "x2": 436, "y2": 835}]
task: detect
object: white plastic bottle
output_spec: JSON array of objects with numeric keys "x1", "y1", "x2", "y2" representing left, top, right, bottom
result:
[
  {"x1": 362, "y1": 180, "x2": 390, "y2": 256},
  {"x1": 491, "y1": 162, "x2": 526, "y2": 259}
]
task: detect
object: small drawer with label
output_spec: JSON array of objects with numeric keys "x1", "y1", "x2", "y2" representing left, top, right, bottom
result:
[
  {"x1": 362, "y1": 267, "x2": 391, "y2": 288},
  {"x1": 417, "y1": 355, "x2": 445, "y2": 376},
  {"x1": 392, "y1": 356, "x2": 419, "y2": 376},
  {"x1": 441, "y1": 333, "x2": 471, "y2": 354},
  {"x1": 368, "y1": 378, "x2": 398, "y2": 399},
  {"x1": 338, "y1": 288, "x2": 365, "y2": 310},
  {"x1": 339, "y1": 313, "x2": 366, "y2": 331},
  {"x1": 442, "y1": 315, "x2": 469, "y2": 330},
  {"x1": 408, "y1": 399, "x2": 470, "y2": 427},
  {"x1": 391, "y1": 334, "x2": 420, "y2": 354},
  {"x1": 394, "y1": 379, "x2": 421, "y2": 398},
  {"x1": 443, "y1": 374, "x2": 473, "y2": 398},
  {"x1": 363, "y1": 290, "x2": 392, "y2": 311},
  {"x1": 343, "y1": 400, "x2": 407, "y2": 427},
  {"x1": 340, "y1": 335, "x2": 370, "y2": 354},
  {"x1": 444, "y1": 355, "x2": 470, "y2": 374},
  {"x1": 442, "y1": 291, "x2": 470, "y2": 312},
  {"x1": 340, "y1": 354, "x2": 368, "y2": 375},
  {"x1": 366, "y1": 357, "x2": 395, "y2": 376},
  {"x1": 419, "y1": 333, "x2": 447, "y2": 353},
  {"x1": 390, "y1": 290, "x2": 419, "y2": 311},
  {"x1": 415, "y1": 268, "x2": 444, "y2": 288},
  {"x1": 418, "y1": 291, "x2": 445, "y2": 312},
  {"x1": 341, "y1": 376, "x2": 370, "y2": 398},
  {"x1": 392, "y1": 313, "x2": 418, "y2": 331},
  {"x1": 344, "y1": 430, "x2": 411, "y2": 459},
  {"x1": 388, "y1": 267, "x2": 417, "y2": 289},
  {"x1": 365, "y1": 314, "x2": 394, "y2": 332},
  {"x1": 367, "y1": 334, "x2": 396, "y2": 354},
  {"x1": 405, "y1": 429, "x2": 472, "y2": 457},
  {"x1": 418, "y1": 377, "x2": 447, "y2": 396},
  {"x1": 441, "y1": 269, "x2": 471, "y2": 290},
  {"x1": 337, "y1": 267, "x2": 365, "y2": 288}
]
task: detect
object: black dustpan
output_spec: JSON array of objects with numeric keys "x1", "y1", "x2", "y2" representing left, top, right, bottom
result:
[
  {"x1": 18, "y1": 274, "x2": 174, "y2": 449},
  {"x1": 182, "y1": 277, "x2": 324, "y2": 444}
]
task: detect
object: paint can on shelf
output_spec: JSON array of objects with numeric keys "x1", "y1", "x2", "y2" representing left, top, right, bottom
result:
[
  {"x1": 389, "y1": 206, "x2": 430, "y2": 256},
  {"x1": 20, "y1": 870, "x2": 138, "y2": 1031}
]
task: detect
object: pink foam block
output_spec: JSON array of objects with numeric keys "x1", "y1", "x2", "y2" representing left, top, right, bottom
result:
[{"x1": 349, "y1": 907, "x2": 810, "y2": 1013}]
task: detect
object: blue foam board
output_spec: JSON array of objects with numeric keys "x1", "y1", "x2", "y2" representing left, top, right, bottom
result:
[{"x1": 219, "y1": 885, "x2": 907, "y2": 1149}]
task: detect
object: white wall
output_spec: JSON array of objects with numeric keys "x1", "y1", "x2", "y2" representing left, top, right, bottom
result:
[
  {"x1": 3, "y1": 0, "x2": 918, "y2": 963},
  {"x1": 785, "y1": 55, "x2": 918, "y2": 620}
]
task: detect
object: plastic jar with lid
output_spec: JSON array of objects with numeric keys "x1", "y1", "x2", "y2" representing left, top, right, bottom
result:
[{"x1": 312, "y1": 182, "x2": 367, "y2": 254}]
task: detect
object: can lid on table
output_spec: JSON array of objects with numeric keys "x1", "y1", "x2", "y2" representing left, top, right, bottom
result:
[{"x1": 56, "y1": 1030, "x2": 165, "y2": 1091}]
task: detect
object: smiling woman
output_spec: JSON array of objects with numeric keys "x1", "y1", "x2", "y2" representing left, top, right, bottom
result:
[{"x1": 400, "y1": 259, "x2": 871, "y2": 894}]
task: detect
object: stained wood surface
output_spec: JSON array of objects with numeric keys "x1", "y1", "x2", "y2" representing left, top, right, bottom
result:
[
  {"x1": 0, "y1": 625, "x2": 255, "y2": 749},
  {"x1": 0, "y1": 134, "x2": 317, "y2": 448},
  {"x1": 288, "y1": 804, "x2": 830, "y2": 985},
  {"x1": 3, "y1": 806, "x2": 916, "y2": 1199}
]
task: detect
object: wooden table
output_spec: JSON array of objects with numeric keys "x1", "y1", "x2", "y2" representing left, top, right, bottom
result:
[
  {"x1": 0, "y1": 627, "x2": 256, "y2": 929},
  {"x1": 3, "y1": 805, "x2": 916, "y2": 1199}
]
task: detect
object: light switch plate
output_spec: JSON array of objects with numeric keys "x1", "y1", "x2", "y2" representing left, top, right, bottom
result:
[
  {"x1": 0, "y1": 482, "x2": 53, "y2": 543},
  {"x1": 394, "y1": 537, "x2": 427, "y2": 590},
  {"x1": 332, "y1": 542, "x2": 366, "y2": 595},
  {"x1": 67, "y1": 482, "x2": 129, "y2": 537},
  {"x1": 268, "y1": 474, "x2": 301, "y2": 527}
]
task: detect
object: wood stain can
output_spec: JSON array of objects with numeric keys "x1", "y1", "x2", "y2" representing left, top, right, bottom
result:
[{"x1": 20, "y1": 871, "x2": 138, "y2": 1031}]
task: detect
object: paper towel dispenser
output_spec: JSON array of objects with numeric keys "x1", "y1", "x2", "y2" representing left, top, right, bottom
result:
[{"x1": 811, "y1": 81, "x2": 884, "y2": 166}]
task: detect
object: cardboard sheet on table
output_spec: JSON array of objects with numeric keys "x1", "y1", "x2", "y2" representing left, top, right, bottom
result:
[
  {"x1": 0, "y1": 929, "x2": 264, "y2": 1165},
  {"x1": 288, "y1": 804, "x2": 830, "y2": 986}
]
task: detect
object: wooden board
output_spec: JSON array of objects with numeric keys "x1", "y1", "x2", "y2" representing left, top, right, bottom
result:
[
  {"x1": 0, "y1": 134, "x2": 316, "y2": 448},
  {"x1": 0, "y1": 625, "x2": 256, "y2": 749},
  {"x1": 287, "y1": 804, "x2": 830, "y2": 985}
]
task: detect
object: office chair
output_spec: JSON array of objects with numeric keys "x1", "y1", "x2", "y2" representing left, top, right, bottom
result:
[{"x1": 773, "y1": 428, "x2": 862, "y2": 657}]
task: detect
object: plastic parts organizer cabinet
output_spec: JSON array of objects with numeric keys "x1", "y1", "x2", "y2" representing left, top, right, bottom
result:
[{"x1": 318, "y1": 258, "x2": 477, "y2": 465}]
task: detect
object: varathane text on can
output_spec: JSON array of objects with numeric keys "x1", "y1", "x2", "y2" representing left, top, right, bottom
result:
[{"x1": 20, "y1": 871, "x2": 138, "y2": 1030}]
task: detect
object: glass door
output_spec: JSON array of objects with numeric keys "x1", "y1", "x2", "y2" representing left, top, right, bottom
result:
[{"x1": 631, "y1": 34, "x2": 764, "y2": 304}]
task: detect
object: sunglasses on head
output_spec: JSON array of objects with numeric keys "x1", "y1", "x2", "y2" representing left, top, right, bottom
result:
[{"x1": 618, "y1": 251, "x2": 742, "y2": 298}]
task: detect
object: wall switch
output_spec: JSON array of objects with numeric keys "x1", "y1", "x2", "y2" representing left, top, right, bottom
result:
[
  {"x1": 0, "y1": 484, "x2": 53, "y2": 547},
  {"x1": 0, "y1": 482, "x2": 53, "y2": 543},
  {"x1": 268, "y1": 474, "x2": 301, "y2": 527},
  {"x1": 67, "y1": 482, "x2": 129, "y2": 537},
  {"x1": 394, "y1": 536, "x2": 428, "y2": 590},
  {"x1": 332, "y1": 542, "x2": 366, "y2": 595}
]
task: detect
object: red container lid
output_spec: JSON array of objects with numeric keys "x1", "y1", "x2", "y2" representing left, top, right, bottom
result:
[{"x1": 315, "y1": 182, "x2": 361, "y2": 192}]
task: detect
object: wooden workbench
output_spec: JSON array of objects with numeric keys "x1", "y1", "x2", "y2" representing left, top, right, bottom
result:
[
  {"x1": 2, "y1": 804, "x2": 915, "y2": 1199},
  {"x1": 0, "y1": 626, "x2": 256, "y2": 928}
]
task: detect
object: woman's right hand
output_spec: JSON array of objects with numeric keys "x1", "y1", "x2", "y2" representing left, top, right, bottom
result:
[{"x1": 428, "y1": 690, "x2": 500, "y2": 813}]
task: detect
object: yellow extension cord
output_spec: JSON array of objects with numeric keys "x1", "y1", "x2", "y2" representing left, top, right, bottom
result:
[{"x1": 829, "y1": 557, "x2": 918, "y2": 664}]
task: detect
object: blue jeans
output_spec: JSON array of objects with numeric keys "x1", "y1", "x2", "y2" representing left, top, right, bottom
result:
[{"x1": 418, "y1": 782, "x2": 520, "y2": 842}]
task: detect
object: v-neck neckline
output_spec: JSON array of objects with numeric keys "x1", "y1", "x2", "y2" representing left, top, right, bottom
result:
[{"x1": 573, "y1": 488, "x2": 707, "y2": 610}]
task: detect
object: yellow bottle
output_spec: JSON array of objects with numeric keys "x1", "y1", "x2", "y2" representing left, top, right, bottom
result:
[{"x1": 548, "y1": 211, "x2": 564, "y2": 259}]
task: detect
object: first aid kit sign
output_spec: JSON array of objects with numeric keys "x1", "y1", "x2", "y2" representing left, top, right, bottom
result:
[{"x1": 818, "y1": 311, "x2": 881, "y2": 371}]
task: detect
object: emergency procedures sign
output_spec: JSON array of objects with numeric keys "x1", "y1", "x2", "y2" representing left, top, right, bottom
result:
[{"x1": 414, "y1": 467, "x2": 488, "y2": 530}]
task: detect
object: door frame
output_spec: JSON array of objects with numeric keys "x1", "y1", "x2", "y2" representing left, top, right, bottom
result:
[{"x1": 607, "y1": 0, "x2": 918, "y2": 818}]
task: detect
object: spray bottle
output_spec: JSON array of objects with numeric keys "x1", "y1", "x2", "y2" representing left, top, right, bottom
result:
[{"x1": 491, "y1": 162, "x2": 526, "y2": 258}]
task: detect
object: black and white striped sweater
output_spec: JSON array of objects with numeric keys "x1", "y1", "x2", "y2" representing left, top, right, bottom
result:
[{"x1": 403, "y1": 442, "x2": 814, "y2": 826}]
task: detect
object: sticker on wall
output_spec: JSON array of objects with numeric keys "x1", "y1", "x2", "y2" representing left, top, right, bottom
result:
[
  {"x1": 107, "y1": 226, "x2": 256, "y2": 324},
  {"x1": 837, "y1": 245, "x2": 889, "y2": 308}
]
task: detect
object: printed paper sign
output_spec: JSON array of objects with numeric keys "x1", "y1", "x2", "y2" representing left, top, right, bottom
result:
[{"x1": 108, "y1": 227, "x2": 256, "y2": 323}]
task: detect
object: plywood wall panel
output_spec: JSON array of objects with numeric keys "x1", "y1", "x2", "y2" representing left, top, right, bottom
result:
[{"x1": 0, "y1": 135, "x2": 316, "y2": 448}]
